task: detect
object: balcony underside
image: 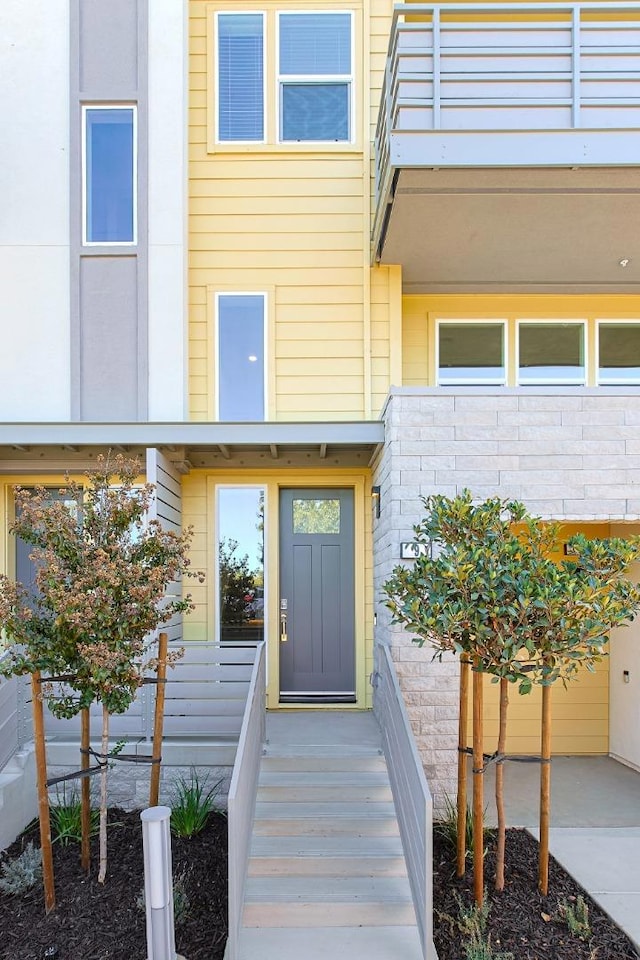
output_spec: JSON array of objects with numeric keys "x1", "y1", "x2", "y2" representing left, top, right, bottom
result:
[{"x1": 377, "y1": 166, "x2": 640, "y2": 294}]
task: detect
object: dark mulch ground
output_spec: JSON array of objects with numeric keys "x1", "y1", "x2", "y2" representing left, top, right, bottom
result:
[
  {"x1": 433, "y1": 827, "x2": 640, "y2": 960},
  {"x1": 0, "y1": 809, "x2": 227, "y2": 960},
  {"x1": 2, "y1": 815, "x2": 639, "y2": 960}
]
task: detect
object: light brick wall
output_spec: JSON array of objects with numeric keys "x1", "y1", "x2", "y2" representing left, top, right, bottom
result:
[{"x1": 373, "y1": 386, "x2": 640, "y2": 811}]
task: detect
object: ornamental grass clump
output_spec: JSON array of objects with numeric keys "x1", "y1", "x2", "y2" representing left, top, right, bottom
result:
[
  {"x1": 0, "y1": 454, "x2": 204, "y2": 884},
  {"x1": 50, "y1": 787, "x2": 99, "y2": 847},
  {"x1": 170, "y1": 770, "x2": 224, "y2": 838}
]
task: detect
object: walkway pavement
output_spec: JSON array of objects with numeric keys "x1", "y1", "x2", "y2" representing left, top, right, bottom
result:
[{"x1": 480, "y1": 756, "x2": 640, "y2": 951}]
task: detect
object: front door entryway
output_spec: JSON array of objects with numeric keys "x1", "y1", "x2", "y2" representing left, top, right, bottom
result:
[{"x1": 279, "y1": 488, "x2": 355, "y2": 702}]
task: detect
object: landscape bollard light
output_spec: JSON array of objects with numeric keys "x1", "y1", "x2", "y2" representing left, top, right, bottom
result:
[{"x1": 140, "y1": 806, "x2": 179, "y2": 960}]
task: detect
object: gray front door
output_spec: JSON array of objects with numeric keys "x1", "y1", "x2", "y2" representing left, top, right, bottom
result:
[{"x1": 279, "y1": 488, "x2": 355, "y2": 702}]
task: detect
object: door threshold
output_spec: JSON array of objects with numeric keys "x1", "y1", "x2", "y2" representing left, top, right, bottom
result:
[{"x1": 279, "y1": 693, "x2": 357, "y2": 704}]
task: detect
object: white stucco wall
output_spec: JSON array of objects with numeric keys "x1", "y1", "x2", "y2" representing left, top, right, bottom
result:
[
  {"x1": 609, "y1": 553, "x2": 640, "y2": 772},
  {"x1": 0, "y1": 1, "x2": 70, "y2": 420},
  {"x1": 147, "y1": 0, "x2": 188, "y2": 420}
]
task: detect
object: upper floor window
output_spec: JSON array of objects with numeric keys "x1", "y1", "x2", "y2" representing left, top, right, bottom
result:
[
  {"x1": 216, "y1": 13, "x2": 265, "y2": 142},
  {"x1": 597, "y1": 321, "x2": 640, "y2": 385},
  {"x1": 517, "y1": 321, "x2": 586, "y2": 385},
  {"x1": 82, "y1": 106, "x2": 136, "y2": 245},
  {"x1": 437, "y1": 321, "x2": 506, "y2": 385},
  {"x1": 213, "y1": 9, "x2": 353, "y2": 146},
  {"x1": 216, "y1": 293, "x2": 266, "y2": 420},
  {"x1": 278, "y1": 12, "x2": 352, "y2": 142}
]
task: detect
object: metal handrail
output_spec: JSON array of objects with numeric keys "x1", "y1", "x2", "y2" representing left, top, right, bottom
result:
[{"x1": 226, "y1": 641, "x2": 266, "y2": 960}]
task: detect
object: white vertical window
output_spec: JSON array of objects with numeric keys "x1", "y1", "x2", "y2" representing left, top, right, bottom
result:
[
  {"x1": 216, "y1": 293, "x2": 266, "y2": 420},
  {"x1": 216, "y1": 12, "x2": 265, "y2": 142},
  {"x1": 277, "y1": 12, "x2": 353, "y2": 142},
  {"x1": 597, "y1": 321, "x2": 640, "y2": 385},
  {"x1": 517, "y1": 321, "x2": 586, "y2": 385},
  {"x1": 216, "y1": 487, "x2": 265, "y2": 644},
  {"x1": 437, "y1": 321, "x2": 507, "y2": 385},
  {"x1": 82, "y1": 106, "x2": 136, "y2": 245}
]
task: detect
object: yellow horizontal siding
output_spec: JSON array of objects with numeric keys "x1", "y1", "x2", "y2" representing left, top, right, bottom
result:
[
  {"x1": 470, "y1": 522, "x2": 613, "y2": 755},
  {"x1": 188, "y1": 2, "x2": 395, "y2": 422}
]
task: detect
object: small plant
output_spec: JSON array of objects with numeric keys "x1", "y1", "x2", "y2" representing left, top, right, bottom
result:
[
  {"x1": 136, "y1": 869, "x2": 191, "y2": 925},
  {"x1": 50, "y1": 787, "x2": 99, "y2": 846},
  {"x1": 441, "y1": 892, "x2": 514, "y2": 960},
  {"x1": 558, "y1": 895, "x2": 591, "y2": 940},
  {"x1": 170, "y1": 770, "x2": 223, "y2": 838},
  {"x1": 0, "y1": 842, "x2": 42, "y2": 894},
  {"x1": 434, "y1": 793, "x2": 490, "y2": 862}
]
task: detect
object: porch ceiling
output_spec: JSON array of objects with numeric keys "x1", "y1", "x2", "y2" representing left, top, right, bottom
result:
[
  {"x1": 0, "y1": 421, "x2": 384, "y2": 473},
  {"x1": 378, "y1": 168, "x2": 640, "y2": 294}
]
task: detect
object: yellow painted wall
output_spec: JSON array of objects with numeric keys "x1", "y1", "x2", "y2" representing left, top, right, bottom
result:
[
  {"x1": 469, "y1": 523, "x2": 613, "y2": 756},
  {"x1": 188, "y1": 0, "x2": 398, "y2": 423},
  {"x1": 181, "y1": 467, "x2": 374, "y2": 709},
  {"x1": 402, "y1": 294, "x2": 640, "y2": 386}
]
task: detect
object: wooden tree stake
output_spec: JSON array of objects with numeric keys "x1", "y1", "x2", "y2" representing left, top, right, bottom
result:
[
  {"x1": 80, "y1": 707, "x2": 91, "y2": 872},
  {"x1": 457, "y1": 655, "x2": 471, "y2": 877},
  {"x1": 149, "y1": 632, "x2": 168, "y2": 807},
  {"x1": 495, "y1": 677, "x2": 509, "y2": 891},
  {"x1": 539, "y1": 683, "x2": 552, "y2": 895},
  {"x1": 31, "y1": 672, "x2": 55, "y2": 913},
  {"x1": 472, "y1": 660, "x2": 484, "y2": 906}
]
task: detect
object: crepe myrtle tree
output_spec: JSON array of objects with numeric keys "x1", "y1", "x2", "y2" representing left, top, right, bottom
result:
[
  {"x1": 383, "y1": 490, "x2": 640, "y2": 902},
  {"x1": 0, "y1": 454, "x2": 204, "y2": 884}
]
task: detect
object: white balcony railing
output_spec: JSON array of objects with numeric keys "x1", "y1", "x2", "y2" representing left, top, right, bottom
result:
[{"x1": 373, "y1": 2, "x2": 640, "y2": 257}]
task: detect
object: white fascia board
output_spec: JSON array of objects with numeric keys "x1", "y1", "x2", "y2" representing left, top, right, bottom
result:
[
  {"x1": 0, "y1": 421, "x2": 385, "y2": 448},
  {"x1": 390, "y1": 130, "x2": 640, "y2": 169}
]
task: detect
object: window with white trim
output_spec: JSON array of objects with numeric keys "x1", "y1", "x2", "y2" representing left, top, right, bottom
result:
[
  {"x1": 597, "y1": 321, "x2": 640, "y2": 385},
  {"x1": 216, "y1": 293, "x2": 266, "y2": 420},
  {"x1": 82, "y1": 106, "x2": 136, "y2": 244},
  {"x1": 216, "y1": 486, "x2": 265, "y2": 644},
  {"x1": 216, "y1": 12, "x2": 265, "y2": 142},
  {"x1": 437, "y1": 321, "x2": 507, "y2": 385},
  {"x1": 277, "y1": 12, "x2": 353, "y2": 142},
  {"x1": 517, "y1": 321, "x2": 586, "y2": 385}
]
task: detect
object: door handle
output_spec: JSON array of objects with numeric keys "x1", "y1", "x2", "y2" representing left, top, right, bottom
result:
[{"x1": 280, "y1": 612, "x2": 288, "y2": 643}]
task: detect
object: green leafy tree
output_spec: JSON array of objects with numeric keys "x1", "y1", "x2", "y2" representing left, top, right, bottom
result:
[
  {"x1": 0, "y1": 454, "x2": 203, "y2": 883},
  {"x1": 383, "y1": 490, "x2": 640, "y2": 899},
  {"x1": 218, "y1": 537, "x2": 256, "y2": 626}
]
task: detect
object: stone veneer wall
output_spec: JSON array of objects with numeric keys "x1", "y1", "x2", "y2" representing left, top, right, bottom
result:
[{"x1": 372, "y1": 387, "x2": 640, "y2": 812}]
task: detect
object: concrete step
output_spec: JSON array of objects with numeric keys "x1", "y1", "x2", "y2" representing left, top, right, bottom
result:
[
  {"x1": 243, "y1": 876, "x2": 416, "y2": 927},
  {"x1": 261, "y1": 755, "x2": 387, "y2": 773},
  {"x1": 263, "y1": 744, "x2": 384, "y2": 759},
  {"x1": 257, "y1": 783, "x2": 393, "y2": 803},
  {"x1": 236, "y1": 925, "x2": 424, "y2": 960},
  {"x1": 253, "y1": 800, "x2": 400, "y2": 837},
  {"x1": 258, "y1": 770, "x2": 392, "y2": 786},
  {"x1": 248, "y1": 834, "x2": 406, "y2": 877}
]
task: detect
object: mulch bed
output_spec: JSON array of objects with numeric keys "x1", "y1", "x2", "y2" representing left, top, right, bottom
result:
[
  {"x1": 433, "y1": 827, "x2": 640, "y2": 960},
  {"x1": 0, "y1": 809, "x2": 227, "y2": 960},
  {"x1": 2, "y1": 814, "x2": 639, "y2": 959}
]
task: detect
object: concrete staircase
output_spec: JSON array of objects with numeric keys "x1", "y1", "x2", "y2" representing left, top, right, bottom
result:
[{"x1": 236, "y1": 712, "x2": 423, "y2": 960}]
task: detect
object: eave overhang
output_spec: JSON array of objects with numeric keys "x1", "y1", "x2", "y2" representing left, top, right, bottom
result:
[{"x1": 0, "y1": 421, "x2": 385, "y2": 473}]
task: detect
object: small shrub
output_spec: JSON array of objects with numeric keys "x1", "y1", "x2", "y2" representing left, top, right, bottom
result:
[
  {"x1": 136, "y1": 869, "x2": 191, "y2": 926},
  {"x1": 434, "y1": 794, "x2": 490, "y2": 862},
  {"x1": 441, "y1": 892, "x2": 514, "y2": 960},
  {"x1": 558, "y1": 895, "x2": 591, "y2": 940},
  {"x1": 0, "y1": 842, "x2": 42, "y2": 895},
  {"x1": 170, "y1": 770, "x2": 223, "y2": 838},
  {"x1": 50, "y1": 786, "x2": 99, "y2": 846}
]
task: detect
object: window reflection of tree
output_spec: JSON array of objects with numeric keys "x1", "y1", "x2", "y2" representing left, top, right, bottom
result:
[{"x1": 218, "y1": 491, "x2": 265, "y2": 642}]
